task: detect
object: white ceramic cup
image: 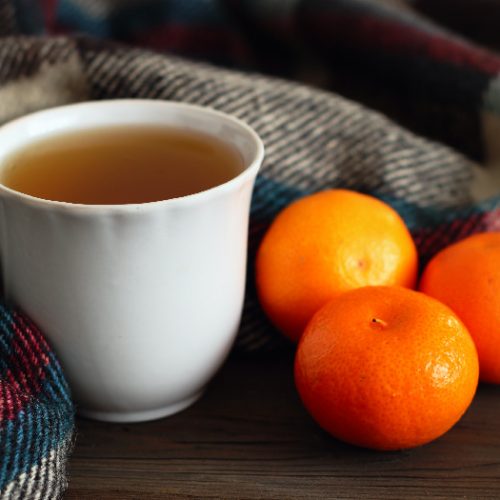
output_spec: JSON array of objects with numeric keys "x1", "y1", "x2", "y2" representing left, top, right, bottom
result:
[{"x1": 0, "y1": 100, "x2": 264, "y2": 423}]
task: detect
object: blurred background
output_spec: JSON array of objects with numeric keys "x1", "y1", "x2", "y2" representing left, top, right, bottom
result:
[{"x1": 3, "y1": 0, "x2": 500, "y2": 164}]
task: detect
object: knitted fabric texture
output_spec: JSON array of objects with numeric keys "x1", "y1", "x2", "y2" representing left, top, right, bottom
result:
[
  {"x1": 0, "y1": 305, "x2": 73, "y2": 500},
  {"x1": 1, "y1": 0, "x2": 500, "y2": 498},
  {"x1": 6, "y1": 0, "x2": 500, "y2": 164}
]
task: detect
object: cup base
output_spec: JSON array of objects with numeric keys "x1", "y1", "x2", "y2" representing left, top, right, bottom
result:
[{"x1": 76, "y1": 391, "x2": 204, "y2": 423}]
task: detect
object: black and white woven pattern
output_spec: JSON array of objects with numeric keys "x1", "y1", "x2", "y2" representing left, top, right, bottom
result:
[{"x1": 1, "y1": 445, "x2": 72, "y2": 500}]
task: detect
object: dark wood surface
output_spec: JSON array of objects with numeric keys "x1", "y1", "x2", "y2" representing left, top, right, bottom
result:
[{"x1": 66, "y1": 350, "x2": 500, "y2": 499}]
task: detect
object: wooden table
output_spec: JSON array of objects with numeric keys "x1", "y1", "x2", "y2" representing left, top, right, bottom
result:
[{"x1": 66, "y1": 350, "x2": 500, "y2": 499}]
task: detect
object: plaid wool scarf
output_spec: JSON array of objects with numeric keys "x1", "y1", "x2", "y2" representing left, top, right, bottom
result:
[{"x1": 2, "y1": 0, "x2": 500, "y2": 498}]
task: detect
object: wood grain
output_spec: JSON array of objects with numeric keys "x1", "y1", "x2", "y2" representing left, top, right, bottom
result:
[{"x1": 66, "y1": 351, "x2": 500, "y2": 499}]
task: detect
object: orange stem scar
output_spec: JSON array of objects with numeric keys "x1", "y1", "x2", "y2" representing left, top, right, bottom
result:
[{"x1": 371, "y1": 318, "x2": 388, "y2": 329}]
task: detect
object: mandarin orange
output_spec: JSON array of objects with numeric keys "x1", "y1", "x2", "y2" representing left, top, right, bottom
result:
[
  {"x1": 255, "y1": 189, "x2": 418, "y2": 342},
  {"x1": 420, "y1": 232, "x2": 500, "y2": 383},
  {"x1": 295, "y1": 286, "x2": 479, "y2": 450}
]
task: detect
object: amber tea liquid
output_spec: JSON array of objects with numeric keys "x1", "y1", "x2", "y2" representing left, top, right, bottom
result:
[{"x1": 1, "y1": 126, "x2": 243, "y2": 204}]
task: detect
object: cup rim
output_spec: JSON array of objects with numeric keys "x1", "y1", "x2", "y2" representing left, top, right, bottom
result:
[{"x1": 0, "y1": 99, "x2": 264, "y2": 213}]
